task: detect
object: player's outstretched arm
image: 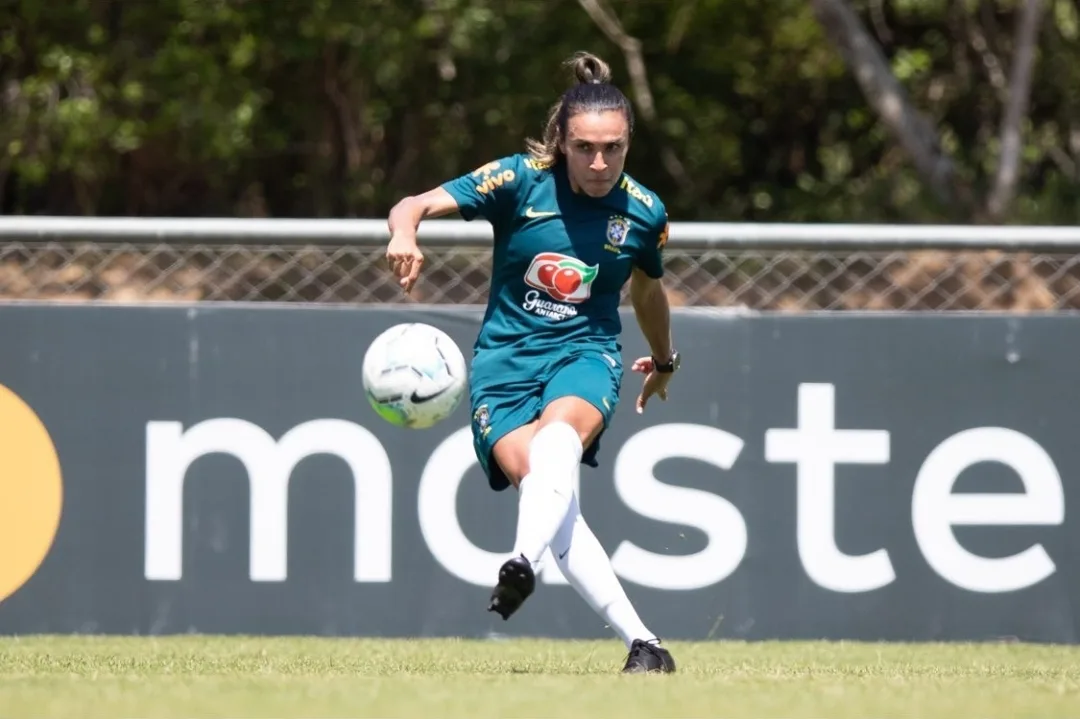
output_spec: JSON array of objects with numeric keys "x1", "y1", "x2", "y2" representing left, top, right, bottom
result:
[
  {"x1": 629, "y1": 267, "x2": 675, "y2": 413},
  {"x1": 386, "y1": 187, "x2": 461, "y2": 294}
]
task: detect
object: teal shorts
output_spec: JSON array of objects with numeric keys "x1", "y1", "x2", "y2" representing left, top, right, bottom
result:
[{"x1": 469, "y1": 347, "x2": 623, "y2": 491}]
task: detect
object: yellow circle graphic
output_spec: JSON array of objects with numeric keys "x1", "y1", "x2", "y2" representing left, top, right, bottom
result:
[{"x1": 0, "y1": 383, "x2": 63, "y2": 604}]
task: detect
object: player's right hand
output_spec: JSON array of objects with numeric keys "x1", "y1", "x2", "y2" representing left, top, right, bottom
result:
[{"x1": 386, "y1": 233, "x2": 424, "y2": 294}]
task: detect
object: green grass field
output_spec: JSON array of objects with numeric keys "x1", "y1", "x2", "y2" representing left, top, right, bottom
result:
[{"x1": 2, "y1": 635, "x2": 1078, "y2": 717}]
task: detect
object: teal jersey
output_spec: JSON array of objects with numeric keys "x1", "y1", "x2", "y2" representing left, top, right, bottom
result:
[{"x1": 440, "y1": 153, "x2": 669, "y2": 361}]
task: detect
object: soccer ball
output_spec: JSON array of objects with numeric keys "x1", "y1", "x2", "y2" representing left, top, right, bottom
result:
[{"x1": 362, "y1": 322, "x2": 468, "y2": 429}]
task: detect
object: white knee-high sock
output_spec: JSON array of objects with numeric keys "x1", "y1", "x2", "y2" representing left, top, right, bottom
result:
[
  {"x1": 512, "y1": 421, "x2": 581, "y2": 566},
  {"x1": 552, "y1": 494, "x2": 657, "y2": 650}
]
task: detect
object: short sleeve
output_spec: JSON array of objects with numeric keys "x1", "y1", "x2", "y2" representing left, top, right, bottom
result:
[
  {"x1": 635, "y1": 208, "x2": 668, "y2": 279},
  {"x1": 440, "y1": 155, "x2": 524, "y2": 224}
]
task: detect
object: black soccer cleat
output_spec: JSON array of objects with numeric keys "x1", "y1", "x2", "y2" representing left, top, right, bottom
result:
[
  {"x1": 621, "y1": 638, "x2": 677, "y2": 674},
  {"x1": 487, "y1": 554, "x2": 535, "y2": 620}
]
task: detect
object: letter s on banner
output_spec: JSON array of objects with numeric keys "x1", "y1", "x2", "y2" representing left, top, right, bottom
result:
[
  {"x1": 611, "y1": 424, "x2": 747, "y2": 590},
  {"x1": 912, "y1": 426, "x2": 1064, "y2": 593}
]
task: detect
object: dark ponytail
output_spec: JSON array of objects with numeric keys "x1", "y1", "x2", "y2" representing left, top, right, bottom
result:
[{"x1": 525, "y1": 52, "x2": 634, "y2": 166}]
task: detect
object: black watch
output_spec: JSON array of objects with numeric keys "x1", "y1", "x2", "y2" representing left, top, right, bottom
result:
[{"x1": 653, "y1": 349, "x2": 680, "y2": 373}]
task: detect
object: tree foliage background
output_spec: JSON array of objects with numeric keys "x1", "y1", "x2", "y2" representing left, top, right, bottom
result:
[{"x1": 1, "y1": 0, "x2": 1076, "y2": 224}]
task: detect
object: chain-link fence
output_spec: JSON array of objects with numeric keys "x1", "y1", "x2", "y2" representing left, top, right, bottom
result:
[{"x1": 3, "y1": 220, "x2": 1080, "y2": 311}]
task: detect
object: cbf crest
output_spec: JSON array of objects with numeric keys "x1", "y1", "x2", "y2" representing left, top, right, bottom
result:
[
  {"x1": 606, "y1": 215, "x2": 631, "y2": 246},
  {"x1": 473, "y1": 404, "x2": 492, "y2": 438}
]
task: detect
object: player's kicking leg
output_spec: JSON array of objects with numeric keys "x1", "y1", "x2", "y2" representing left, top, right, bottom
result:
[
  {"x1": 485, "y1": 412, "x2": 584, "y2": 621},
  {"x1": 487, "y1": 554, "x2": 536, "y2": 620},
  {"x1": 489, "y1": 481, "x2": 676, "y2": 673},
  {"x1": 485, "y1": 378, "x2": 676, "y2": 672},
  {"x1": 484, "y1": 390, "x2": 597, "y2": 621},
  {"x1": 489, "y1": 520, "x2": 674, "y2": 675}
]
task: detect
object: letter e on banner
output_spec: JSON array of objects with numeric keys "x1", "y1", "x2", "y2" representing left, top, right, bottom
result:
[{"x1": 912, "y1": 427, "x2": 1064, "y2": 593}]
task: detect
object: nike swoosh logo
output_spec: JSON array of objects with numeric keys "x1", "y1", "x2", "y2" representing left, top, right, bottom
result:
[
  {"x1": 557, "y1": 548, "x2": 569, "y2": 560},
  {"x1": 410, "y1": 385, "x2": 452, "y2": 404},
  {"x1": 525, "y1": 206, "x2": 557, "y2": 218}
]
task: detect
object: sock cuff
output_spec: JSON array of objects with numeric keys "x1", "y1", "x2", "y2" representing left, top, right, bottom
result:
[
  {"x1": 530, "y1": 421, "x2": 582, "y2": 459},
  {"x1": 528, "y1": 421, "x2": 582, "y2": 500}
]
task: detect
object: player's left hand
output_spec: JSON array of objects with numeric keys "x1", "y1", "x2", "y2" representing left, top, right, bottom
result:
[{"x1": 632, "y1": 356, "x2": 672, "y2": 414}]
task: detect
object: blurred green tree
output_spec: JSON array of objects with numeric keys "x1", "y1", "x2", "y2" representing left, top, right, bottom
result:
[{"x1": 0, "y1": 0, "x2": 1075, "y2": 223}]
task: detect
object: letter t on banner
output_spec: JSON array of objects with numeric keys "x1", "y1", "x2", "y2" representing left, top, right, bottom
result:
[{"x1": 765, "y1": 383, "x2": 894, "y2": 593}]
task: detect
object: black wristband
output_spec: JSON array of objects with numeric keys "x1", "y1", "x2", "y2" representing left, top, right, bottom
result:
[{"x1": 653, "y1": 349, "x2": 680, "y2": 373}]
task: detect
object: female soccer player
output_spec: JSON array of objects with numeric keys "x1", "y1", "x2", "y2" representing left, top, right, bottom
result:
[{"x1": 385, "y1": 51, "x2": 680, "y2": 674}]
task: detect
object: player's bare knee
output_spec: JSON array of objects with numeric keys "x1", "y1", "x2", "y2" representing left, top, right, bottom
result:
[
  {"x1": 493, "y1": 430, "x2": 534, "y2": 488},
  {"x1": 502, "y1": 454, "x2": 529, "y2": 488}
]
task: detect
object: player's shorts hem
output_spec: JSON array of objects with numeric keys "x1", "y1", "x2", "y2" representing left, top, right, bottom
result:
[
  {"x1": 479, "y1": 410, "x2": 604, "y2": 493},
  {"x1": 478, "y1": 392, "x2": 610, "y2": 493},
  {"x1": 470, "y1": 348, "x2": 621, "y2": 492},
  {"x1": 480, "y1": 429, "x2": 517, "y2": 493},
  {"x1": 473, "y1": 408, "x2": 538, "y2": 493},
  {"x1": 539, "y1": 392, "x2": 614, "y2": 431}
]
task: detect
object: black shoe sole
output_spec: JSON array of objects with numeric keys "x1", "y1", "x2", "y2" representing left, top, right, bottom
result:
[
  {"x1": 487, "y1": 557, "x2": 535, "y2": 620},
  {"x1": 622, "y1": 661, "x2": 676, "y2": 674}
]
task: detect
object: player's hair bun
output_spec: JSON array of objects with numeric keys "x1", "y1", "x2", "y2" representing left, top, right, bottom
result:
[
  {"x1": 524, "y1": 51, "x2": 630, "y2": 166},
  {"x1": 567, "y1": 52, "x2": 612, "y2": 85}
]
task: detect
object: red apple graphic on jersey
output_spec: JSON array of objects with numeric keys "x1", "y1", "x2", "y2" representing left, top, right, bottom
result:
[{"x1": 524, "y1": 252, "x2": 599, "y2": 303}]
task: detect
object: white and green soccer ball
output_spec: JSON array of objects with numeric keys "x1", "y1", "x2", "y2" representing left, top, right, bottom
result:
[{"x1": 362, "y1": 322, "x2": 468, "y2": 429}]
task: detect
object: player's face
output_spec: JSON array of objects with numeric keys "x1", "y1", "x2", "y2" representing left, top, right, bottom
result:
[{"x1": 561, "y1": 110, "x2": 630, "y2": 197}]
